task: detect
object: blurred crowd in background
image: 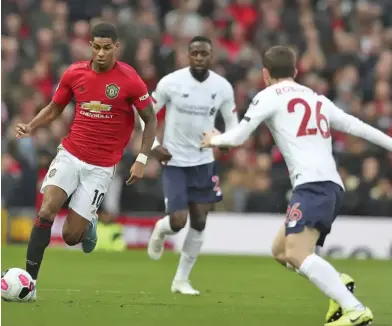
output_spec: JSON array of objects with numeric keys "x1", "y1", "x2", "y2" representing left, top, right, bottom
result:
[{"x1": 2, "y1": 0, "x2": 392, "y2": 217}]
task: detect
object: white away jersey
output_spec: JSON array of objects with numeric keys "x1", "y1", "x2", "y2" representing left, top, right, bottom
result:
[
  {"x1": 211, "y1": 80, "x2": 392, "y2": 188},
  {"x1": 152, "y1": 67, "x2": 238, "y2": 167}
]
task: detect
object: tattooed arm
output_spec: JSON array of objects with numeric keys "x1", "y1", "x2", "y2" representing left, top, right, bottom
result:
[{"x1": 138, "y1": 103, "x2": 158, "y2": 157}]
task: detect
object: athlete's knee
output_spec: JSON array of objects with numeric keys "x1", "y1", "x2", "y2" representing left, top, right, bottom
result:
[
  {"x1": 39, "y1": 186, "x2": 68, "y2": 222},
  {"x1": 38, "y1": 205, "x2": 58, "y2": 222},
  {"x1": 284, "y1": 247, "x2": 299, "y2": 268},
  {"x1": 190, "y1": 218, "x2": 206, "y2": 232},
  {"x1": 169, "y1": 211, "x2": 187, "y2": 231},
  {"x1": 271, "y1": 245, "x2": 287, "y2": 266}
]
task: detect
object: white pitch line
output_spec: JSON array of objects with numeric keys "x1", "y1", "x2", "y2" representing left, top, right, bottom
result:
[
  {"x1": 40, "y1": 289, "x2": 81, "y2": 292},
  {"x1": 40, "y1": 289, "x2": 140, "y2": 294}
]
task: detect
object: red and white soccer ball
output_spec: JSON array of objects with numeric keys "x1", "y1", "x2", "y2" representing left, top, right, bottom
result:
[{"x1": 1, "y1": 268, "x2": 35, "y2": 302}]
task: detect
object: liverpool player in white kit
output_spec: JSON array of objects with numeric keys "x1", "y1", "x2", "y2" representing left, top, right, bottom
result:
[
  {"x1": 146, "y1": 36, "x2": 238, "y2": 295},
  {"x1": 202, "y1": 46, "x2": 392, "y2": 325}
]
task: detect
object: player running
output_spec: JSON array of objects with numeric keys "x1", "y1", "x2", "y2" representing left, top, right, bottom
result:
[
  {"x1": 201, "y1": 46, "x2": 392, "y2": 325},
  {"x1": 146, "y1": 36, "x2": 239, "y2": 295},
  {"x1": 15, "y1": 23, "x2": 157, "y2": 301}
]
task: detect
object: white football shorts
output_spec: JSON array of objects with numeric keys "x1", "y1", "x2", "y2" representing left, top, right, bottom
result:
[{"x1": 41, "y1": 146, "x2": 115, "y2": 221}]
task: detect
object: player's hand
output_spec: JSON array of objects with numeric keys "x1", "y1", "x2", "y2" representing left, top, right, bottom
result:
[
  {"x1": 15, "y1": 124, "x2": 32, "y2": 139},
  {"x1": 200, "y1": 129, "x2": 220, "y2": 148},
  {"x1": 126, "y1": 162, "x2": 145, "y2": 185},
  {"x1": 151, "y1": 145, "x2": 172, "y2": 165}
]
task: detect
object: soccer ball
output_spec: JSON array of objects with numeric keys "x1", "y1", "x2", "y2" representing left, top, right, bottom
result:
[{"x1": 1, "y1": 268, "x2": 35, "y2": 302}]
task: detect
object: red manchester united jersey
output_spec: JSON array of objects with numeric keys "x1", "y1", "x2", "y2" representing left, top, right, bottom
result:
[{"x1": 53, "y1": 61, "x2": 152, "y2": 167}]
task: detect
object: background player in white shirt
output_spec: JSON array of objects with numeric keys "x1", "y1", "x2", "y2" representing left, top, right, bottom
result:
[
  {"x1": 201, "y1": 46, "x2": 392, "y2": 326},
  {"x1": 146, "y1": 36, "x2": 239, "y2": 295}
]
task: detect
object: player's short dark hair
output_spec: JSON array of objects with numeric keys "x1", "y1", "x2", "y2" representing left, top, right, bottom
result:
[
  {"x1": 188, "y1": 36, "x2": 212, "y2": 49},
  {"x1": 262, "y1": 46, "x2": 297, "y2": 79},
  {"x1": 91, "y1": 22, "x2": 118, "y2": 41}
]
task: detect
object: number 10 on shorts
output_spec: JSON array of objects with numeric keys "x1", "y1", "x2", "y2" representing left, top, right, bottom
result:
[{"x1": 92, "y1": 190, "x2": 104, "y2": 208}]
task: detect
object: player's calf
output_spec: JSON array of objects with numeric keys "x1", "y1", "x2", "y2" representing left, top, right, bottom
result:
[
  {"x1": 26, "y1": 215, "x2": 54, "y2": 281},
  {"x1": 272, "y1": 225, "x2": 289, "y2": 266},
  {"x1": 284, "y1": 227, "x2": 319, "y2": 269},
  {"x1": 62, "y1": 210, "x2": 97, "y2": 253},
  {"x1": 62, "y1": 223, "x2": 85, "y2": 246},
  {"x1": 26, "y1": 185, "x2": 68, "y2": 291}
]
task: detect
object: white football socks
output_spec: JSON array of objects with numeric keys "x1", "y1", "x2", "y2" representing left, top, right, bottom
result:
[
  {"x1": 299, "y1": 254, "x2": 363, "y2": 310},
  {"x1": 158, "y1": 215, "x2": 177, "y2": 235},
  {"x1": 174, "y1": 228, "x2": 204, "y2": 282},
  {"x1": 157, "y1": 216, "x2": 204, "y2": 283}
]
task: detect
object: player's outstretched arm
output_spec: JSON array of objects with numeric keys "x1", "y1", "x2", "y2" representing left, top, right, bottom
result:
[
  {"x1": 328, "y1": 100, "x2": 392, "y2": 151},
  {"x1": 15, "y1": 101, "x2": 66, "y2": 138},
  {"x1": 201, "y1": 94, "x2": 274, "y2": 148},
  {"x1": 202, "y1": 119, "x2": 256, "y2": 148}
]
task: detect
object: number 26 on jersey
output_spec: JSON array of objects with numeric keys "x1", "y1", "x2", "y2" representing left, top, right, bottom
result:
[{"x1": 288, "y1": 98, "x2": 331, "y2": 139}]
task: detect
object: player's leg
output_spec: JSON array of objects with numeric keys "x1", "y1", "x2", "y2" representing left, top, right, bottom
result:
[
  {"x1": 284, "y1": 183, "x2": 372, "y2": 325},
  {"x1": 272, "y1": 226, "x2": 355, "y2": 287},
  {"x1": 148, "y1": 166, "x2": 188, "y2": 260},
  {"x1": 171, "y1": 162, "x2": 222, "y2": 295},
  {"x1": 322, "y1": 192, "x2": 356, "y2": 323},
  {"x1": 285, "y1": 228, "x2": 372, "y2": 326},
  {"x1": 26, "y1": 186, "x2": 68, "y2": 285},
  {"x1": 271, "y1": 224, "x2": 297, "y2": 270},
  {"x1": 62, "y1": 209, "x2": 91, "y2": 246},
  {"x1": 171, "y1": 202, "x2": 210, "y2": 295},
  {"x1": 26, "y1": 150, "x2": 79, "y2": 300},
  {"x1": 66, "y1": 163, "x2": 115, "y2": 253},
  {"x1": 273, "y1": 213, "x2": 357, "y2": 322}
]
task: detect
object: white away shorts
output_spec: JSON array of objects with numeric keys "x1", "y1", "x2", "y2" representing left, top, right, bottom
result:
[{"x1": 41, "y1": 147, "x2": 115, "y2": 221}]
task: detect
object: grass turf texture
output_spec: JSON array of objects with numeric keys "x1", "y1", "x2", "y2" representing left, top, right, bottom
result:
[{"x1": 2, "y1": 245, "x2": 391, "y2": 326}]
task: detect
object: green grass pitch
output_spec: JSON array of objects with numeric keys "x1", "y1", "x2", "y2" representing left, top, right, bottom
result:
[{"x1": 2, "y1": 245, "x2": 391, "y2": 326}]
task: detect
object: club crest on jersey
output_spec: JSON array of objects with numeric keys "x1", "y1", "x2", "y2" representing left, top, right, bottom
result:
[{"x1": 105, "y1": 83, "x2": 120, "y2": 99}]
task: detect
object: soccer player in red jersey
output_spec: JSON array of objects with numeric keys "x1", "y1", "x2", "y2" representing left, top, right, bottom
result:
[{"x1": 15, "y1": 23, "x2": 157, "y2": 300}]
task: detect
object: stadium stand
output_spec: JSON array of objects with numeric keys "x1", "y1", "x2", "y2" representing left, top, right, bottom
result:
[{"x1": 2, "y1": 0, "x2": 391, "y2": 216}]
